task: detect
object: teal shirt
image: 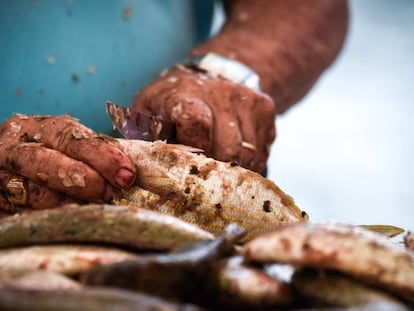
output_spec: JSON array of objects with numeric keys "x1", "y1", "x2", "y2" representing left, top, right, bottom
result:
[{"x1": 0, "y1": 0, "x2": 214, "y2": 133}]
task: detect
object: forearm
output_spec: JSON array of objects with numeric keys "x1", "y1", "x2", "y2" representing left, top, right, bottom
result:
[{"x1": 191, "y1": 0, "x2": 349, "y2": 113}]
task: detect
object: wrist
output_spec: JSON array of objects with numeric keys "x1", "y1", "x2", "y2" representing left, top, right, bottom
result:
[
  {"x1": 190, "y1": 30, "x2": 274, "y2": 94},
  {"x1": 184, "y1": 52, "x2": 261, "y2": 92}
]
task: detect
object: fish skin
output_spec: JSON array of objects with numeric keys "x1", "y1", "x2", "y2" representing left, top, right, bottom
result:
[
  {"x1": 292, "y1": 269, "x2": 410, "y2": 310},
  {"x1": 0, "y1": 204, "x2": 214, "y2": 251},
  {"x1": 206, "y1": 256, "x2": 293, "y2": 309},
  {"x1": 0, "y1": 270, "x2": 81, "y2": 291},
  {"x1": 0, "y1": 287, "x2": 203, "y2": 311},
  {"x1": 83, "y1": 233, "x2": 290, "y2": 309},
  {"x1": 243, "y1": 223, "x2": 414, "y2": 303},
  {"x1": 82, "y1": 229, "x2": 239, "y2": 302},
  {"x1": 0, "y1": 245, "x2": 138, "y2": 276},
  {"x1": 117, "y1": 139, "x2": 308, "y2": 240}
]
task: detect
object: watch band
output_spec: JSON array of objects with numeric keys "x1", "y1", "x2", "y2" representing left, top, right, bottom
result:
[{"x1": 185, "y1": 53, "x2": 261, "y2": 92}]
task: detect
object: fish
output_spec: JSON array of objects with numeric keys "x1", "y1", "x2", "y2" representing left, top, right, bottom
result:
[
  {"x1": 292, "y1": 269, "x2": 409, "y2": 310},
  {"x1": 0, "y1": 286, "x2": 203, "y2": 311},
  {"x1": 0, "y1": 270, "x2": 81, "y2": 291},
  {"x1": 82, "y1": 225, "x2": 242, "y2": 303},
  {"x1": 116, "y1": 139, "x2": 308, "y2": 241},
  {"x1": 242, "y1": 223, "x2": 414, "y2": 303},
  {"x1": 205, "y1": 256, "x2": 293, "y2": 309},
  {"x1": 0, "y1": 204, "x2": 214, "y2": 251},
  {"x1": 0, "y1": 244, "x2": 138, "y2": 276},
  {"x1": 83, "y1": 227, "x2": 291, "y2": 310}
]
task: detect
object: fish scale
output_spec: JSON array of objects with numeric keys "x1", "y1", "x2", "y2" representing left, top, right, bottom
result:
[{"x1": 117, "y1": 139, "x2": 308, "y2": 240}]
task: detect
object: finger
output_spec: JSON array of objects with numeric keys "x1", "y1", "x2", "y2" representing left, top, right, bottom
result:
[
  {"x1": 0, "y1": 169, "x2": 79, "y2": 210},
  {"x1": 0, "y1": 115, "x2": 136, "y2": 189},
  {"x1": 164, "y1": 94, "x2": 214, "y2": 152},
  {"x1": 0, "y1": 193, "x2": 38, "y2": 219},
  {"x1": 131, "y1": 69, "x2": 183, "y2": 115},
  {"x1": 232, "y1": 88, "x2": 257, "y2": 171},
  {"x1": 253, "y1": 94, "x2": 276, "y2": 173},
  {"x1": 26, "y1": 178, "x2": 81, "y2": 209},
  {"x1": 0, "y1": 168, "x2": 29, "y2": 206},
  {"x1": 2, "y1": 143, "x2": 113, "y2": 202},
  {"x1": 0, "y1": 192, "x2": 19, "y2": 215},
  {"x1": 205, "y1": 82, "x2": 244, "y2": 163}
]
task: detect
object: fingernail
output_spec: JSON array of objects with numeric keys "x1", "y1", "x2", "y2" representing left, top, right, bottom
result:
[{"x1": 115, "y1": 168, "x2": 135, "y2": 188}]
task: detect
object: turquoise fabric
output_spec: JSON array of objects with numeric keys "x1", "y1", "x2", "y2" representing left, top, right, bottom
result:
[{"x1": 0, "y1": 0, "x2": 214, "y2": 133}]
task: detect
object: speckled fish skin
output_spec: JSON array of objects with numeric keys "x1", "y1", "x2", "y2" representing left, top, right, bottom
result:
[
  {"x1": 292, "y1": 269, "x2": 409, "y2": 310},
  {"x1": 0, "y1": 204, "x2": 214, "y2": 251},
  {"x1": 117, "y1": 139, "x2": 308, "y2": 240},
  {"x1": 243, "y1": 223, "x2": 414, "y2": 303},
  {"x1": 0, "y1": 245, "x2": 138, "y2": 276}
]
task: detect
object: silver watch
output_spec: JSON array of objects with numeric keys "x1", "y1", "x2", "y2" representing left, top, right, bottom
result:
[{"x1": 186, "y1": 53, "x2": 261, "y2": 92}]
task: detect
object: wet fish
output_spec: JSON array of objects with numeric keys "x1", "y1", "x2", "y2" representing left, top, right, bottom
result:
[
  {"x1": 82, "y1": 225, "x2": 242, "y2": 304},
  {"x1": 0, "y1": 204, "x2": 213, "y2": 251},
  {"x1": 243, "y1": 223, "x2": 414, "y2": 303},
  {"x1": 0, "y1": 270, "x2": 81, "y2": 291},
  {"x1": 292, "y1": 269, "x2": 409, "y2": 310},
  {"x1": 0, "y1": 244, "x2": 138, "y2": 276},
  {"x1": 0, "y1": 287, "x2": 203, "y2": 311},
  {"x1": 116, "y1": 139, "x2": 308, "y2": 240},
  {"x1": 205, "y1": 256, "x2": 293, "y2": 310}
]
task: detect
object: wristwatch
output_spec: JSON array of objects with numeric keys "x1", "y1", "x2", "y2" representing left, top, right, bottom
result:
[{"x1": 185, "y1": 53, "x2": 261, "y2": 92}]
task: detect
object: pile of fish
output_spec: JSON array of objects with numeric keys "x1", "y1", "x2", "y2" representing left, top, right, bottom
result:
[
  {"x1": 0, "y1": 139, "x2": 413, "y2": 310},
  {"x1": 0, "y1": 207, "x2": 412, "y2": 310}
]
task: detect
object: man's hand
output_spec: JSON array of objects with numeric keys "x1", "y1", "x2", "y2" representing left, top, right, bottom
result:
[
  {"x1": 0, "y1": 115, "x2": 136, "y2": 212},
  {"x1": 134, "y1": 1, "x2": 348, "y2": 172},
  {"x1": 132, "y1": 66, "x2": 276, "y2": 173}
]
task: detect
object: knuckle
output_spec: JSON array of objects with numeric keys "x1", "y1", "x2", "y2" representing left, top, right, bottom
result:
[
  {"x1": 54, "y1": 121, "x2": 90, "y2": 152},
  {"x1": 0, "y1": 116, "x2": 24, "y2": 138}
]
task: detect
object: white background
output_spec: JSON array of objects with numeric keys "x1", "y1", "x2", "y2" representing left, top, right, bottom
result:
[{"x1": 268, "y1": 0, "x2": 414, "y2": 229}]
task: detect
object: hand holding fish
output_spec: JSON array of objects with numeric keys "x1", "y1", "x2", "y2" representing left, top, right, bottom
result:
[
  {"x1": 132, "y1": 66, "x2": 276, "y2": 173},
  {"x1": 0, "y1": 114, "x2": 136, "y2": 212}
]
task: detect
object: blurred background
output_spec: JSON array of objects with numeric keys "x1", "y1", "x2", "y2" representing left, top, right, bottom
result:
[{"x1": 267, "y1": 0, "x2": 414, "y2": 229}]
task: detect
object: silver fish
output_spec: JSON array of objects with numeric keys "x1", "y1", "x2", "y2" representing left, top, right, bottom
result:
[
  {"x1": 0, "y1": 204, "x2": 214, "y2": 251},
  {"x1": 0, "y1": 270, "x2": 81, "y2": 291},
  {"x1": 0, "y1": 245, "x2": 138, "y2": 276}
]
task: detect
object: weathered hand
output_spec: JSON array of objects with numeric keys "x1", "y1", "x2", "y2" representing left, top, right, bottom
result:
[
  {"x1": 132, "y1": 66, "x2": 276, "y2": 173},
  {"x1": 0, "y1": 115, "x2": 136, "y2": 212}
]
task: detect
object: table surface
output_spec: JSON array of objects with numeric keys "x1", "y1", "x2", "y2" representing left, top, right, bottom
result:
[{"x1": 267, "y1": 0, "x2": 414, "y2": 230}]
